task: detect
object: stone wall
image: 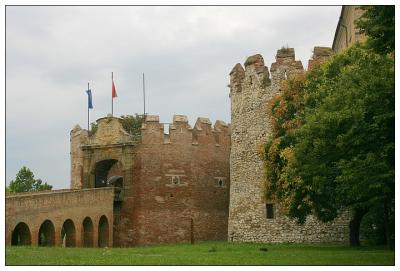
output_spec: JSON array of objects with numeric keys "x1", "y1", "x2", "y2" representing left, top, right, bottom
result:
[
  {"x1": 228, "y1": 48, "x2": 350, "y2": 243},
  {"x1": 6, "y1": 188, "x2": 114, "y2": 247},
  {"x1": 70, "y1": 125, "x2": 88, "y2": 189},
  {"x1": 332, "y1": 6, "x2": 366, "y2": 53}
]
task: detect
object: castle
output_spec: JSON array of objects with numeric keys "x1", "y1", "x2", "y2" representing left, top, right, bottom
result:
[
  {"x1": 70, "y1": 115, "x2": 230, "y2": 246},
  {"x1": 6, "y1": 6, "x2": 364, "y2": 248}
]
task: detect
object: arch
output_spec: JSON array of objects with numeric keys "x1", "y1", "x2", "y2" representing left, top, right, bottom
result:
[
  {"x1": 98, "y1": 215, "x2": 109, "y2": 247},
  {"x1": 107, "y1": 175, "x2": 123, "y2": 188},
  {"x1": 82, "y1": 217, "x2": 94, "y2": 247},
  {"x1": 38, "y1": 219, "x2": 55, "y2": 246},
  {"x1": 11, "y1": 222, "x2": 31, "y2": 246},
  {"x1": 94, "y1": 159, "x2": 122, "y2": 188},
  {"x1": 61, "y1": 219, "x2": 76, "y2": 247}
]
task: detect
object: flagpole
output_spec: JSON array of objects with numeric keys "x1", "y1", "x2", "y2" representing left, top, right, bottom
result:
[
  {"x1": 87, "y1": 82, "x2": 90, "y2": 131},
  {"x1": 143, "y1": 72, "x2": 146, "y2": 120},
  {"x1": 111, "y1": 72, "x2": 114, "y2": 116}
]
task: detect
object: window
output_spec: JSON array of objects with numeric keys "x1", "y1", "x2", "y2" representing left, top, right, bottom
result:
[
  {"x1": 172, "y1": 176, "x2": 180, "y2": 185},
  {"x1": 266, "y1": 204, "x2": 274, "y2": 219},
  {"x1": 214, "y1": 177, "x2": 226, "y2": 188}
]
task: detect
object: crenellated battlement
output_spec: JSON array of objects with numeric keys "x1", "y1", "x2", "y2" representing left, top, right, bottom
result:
[
  {"x1": 308, "y1": 46, "x2": 333, "y2": 70},
  {"x1": 230, "y1": 47, "x2": 305, "y2": 94},
  {"x1": 141, "y1": 114, "x2": 230, "y2": 147},
  {"x1": 230, "y1": 46, "x2": 333, "y2": 99}
]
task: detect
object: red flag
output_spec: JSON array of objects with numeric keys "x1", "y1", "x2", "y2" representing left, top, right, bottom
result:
[{"x1": 112, "y1": 80, "x2": 117, "y2": 98}]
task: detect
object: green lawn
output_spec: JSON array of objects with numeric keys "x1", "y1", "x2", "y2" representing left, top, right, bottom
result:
[{"x1": 6, "y1": 241, "x2": 394, "y2": 265}]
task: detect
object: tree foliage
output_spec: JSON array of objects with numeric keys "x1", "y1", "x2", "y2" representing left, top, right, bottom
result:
[
  {"x1": 8, "y1": 166, "x2": 52, "y2": 193},
  {"x1": 88, "y1": 121, "x2": 98, "y2": 136},
  {"x1": 120, "y1": 114, "x2": 144, "y2": 140},
  {"x1": 357, "y1": 6, "x2": 395, "y2": 54},
  {"x1": 88, "y1": 114, "x2": 144, "y2": 140},
  {"x1": 263, "y1": 45, "x2": 394, "y2": 246}
]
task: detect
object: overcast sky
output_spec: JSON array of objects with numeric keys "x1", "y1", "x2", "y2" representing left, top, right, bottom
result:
[{"x1": 6, "y1": 6, "x2": 341, "y2": 189}]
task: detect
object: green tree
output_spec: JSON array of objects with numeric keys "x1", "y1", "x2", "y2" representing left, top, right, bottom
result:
[
  {"x1": 8, "y1": 166, "x2": 52, "y2": 193},
  {"x1": 120, "y1": 114, "x2": 144, "y2": 140},
  {"x1": 264, "y1": 46, "x2": 394, "y2": 247},
  {"x1": 357, "y1": 6, "x2": 395, "y2": 54}
]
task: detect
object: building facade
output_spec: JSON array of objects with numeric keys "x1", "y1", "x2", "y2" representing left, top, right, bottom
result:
[{"x1": 70, "y1": 115, "x2": 230, "y2": 246}]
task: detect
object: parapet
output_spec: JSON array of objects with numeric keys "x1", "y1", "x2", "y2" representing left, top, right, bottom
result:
[
  {"x1": 270, "y1": 48, "x2": 304, "y2": 80},
  {"x1": 230, "y1": 47, "x2": 306, "y2": 94},
  {"x1": 276, "y1": 47, "x2": 295, "y2": 62},
  {"x1": 145, "y1": 115, "x2": 160, "y2": 122},
  {"x1": 229, "y1": 63, "x2": 245, "y2": 93},
  {"x1": 141, "y1": 115, "x2": 230, "y2": 147},
  {"x1": 70, "y1": 124, "x2": 89, "y2": 142},
  {"x1": 308, "y1": 46, "x2": 333, "y2": 70}
]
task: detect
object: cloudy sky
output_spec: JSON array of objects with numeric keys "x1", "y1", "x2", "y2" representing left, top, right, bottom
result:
[{"x1": 6, "y1": 6, "x2": 341, "y2": 189}]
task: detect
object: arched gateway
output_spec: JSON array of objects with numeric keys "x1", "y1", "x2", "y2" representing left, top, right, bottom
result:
[{"x1": 11, "y1": 222, "x2": 31, "y2": 246}]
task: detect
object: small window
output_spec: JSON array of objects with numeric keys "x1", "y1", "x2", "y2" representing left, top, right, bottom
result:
[
  {"x1": 172, "y1": 176, "x2": 180, "y2": 185},
  {"x1": 215, "y1": 177, "x2": 225, "y2": 188},
  {"x1": 266, "y1": 204, "x2": 274, "y2": 219}
]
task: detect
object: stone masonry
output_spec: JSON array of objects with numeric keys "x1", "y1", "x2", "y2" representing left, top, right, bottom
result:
[
  {"x1": 70, "y1": 115, "x2": 230, "y2": 246},
  {"x1": 228, "y1": 47, "x2": 350, "y2": 243}
]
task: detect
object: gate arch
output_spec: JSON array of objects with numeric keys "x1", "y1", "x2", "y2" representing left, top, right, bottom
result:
[
  {"x1": 82, "y1": 217, "x2": 94, "y2": 247},
  {"x1": 98, "y1": 215, "x2": 109, "y2": 247},
  {"x1": 61, "y1": 219, "x2": 76, "y2": 247},
  {"x1": 38, "y1": 219, "x2": 55, "y2": 246},
  {"x1": 11, "y1": 222, "x2": 31, "y2": 246},
  {"x1": 94, "y1": 159, "x2": 123, "y2": 188}
]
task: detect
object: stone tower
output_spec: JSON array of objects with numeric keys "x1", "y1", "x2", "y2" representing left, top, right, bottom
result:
[{"x1": 228, "y1": 48, "x2": 349, "y2": 243}]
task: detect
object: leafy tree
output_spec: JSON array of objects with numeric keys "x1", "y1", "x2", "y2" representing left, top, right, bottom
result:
[
  {"x1": 264, "y1": 45, "x2": 394, "y2": 247},
  {"x1": 357, "y1": 6, "x2": 395, "y2": 54},
  {"x1": 8, "y1": 166, "x2": 52, "y2": 193},
  {"x1": 120, "y1": 114, "x2": 144, "y2": 140}
]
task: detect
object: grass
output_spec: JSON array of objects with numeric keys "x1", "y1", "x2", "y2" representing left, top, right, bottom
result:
[{"x1": 6, "y1": 241, "x2": 394, "y2": 266}]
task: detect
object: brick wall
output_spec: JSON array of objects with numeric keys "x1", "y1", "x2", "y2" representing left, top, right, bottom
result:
[
  {"x1": 6, "y1": 188, "x2": 114, "y2": 247},
  {"x1": 70, "y1": 115, "x2": 230, "y2": 246},
  {"x1": 131, "y1": 115, "x2": 230, "y2": 245}
]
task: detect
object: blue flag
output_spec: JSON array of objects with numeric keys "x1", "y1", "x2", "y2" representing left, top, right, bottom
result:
[{"x1": 86, "y1": 89, "x2": 93, "y2": 109}]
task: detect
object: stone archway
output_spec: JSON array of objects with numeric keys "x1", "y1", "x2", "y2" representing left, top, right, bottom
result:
[
  {"x1": 11, "y1": 222, "x2": 31, "y2": 246},
  {"x1": 98, "y1": 215, "x2": 109, "y2": 247},
  {"x1": 61, "y1": 219, "x2": 76, "y2": 247},
  {"x1": 38, "y1": 220, "x2": 55, "y2": 246},
  {"x1": 94, "y1": 159, "x2": 123, "y2": 188},
  {"x1": 82, "y1": 217, "x2": 94, "y2": 247}
]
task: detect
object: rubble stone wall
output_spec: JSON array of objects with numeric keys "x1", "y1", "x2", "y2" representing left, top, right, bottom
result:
[{"x1": 228, "y1": 47, "x2": 350, "y2": 243}]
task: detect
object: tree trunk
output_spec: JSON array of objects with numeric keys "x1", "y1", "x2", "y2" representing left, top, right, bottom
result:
[
  {"x1": 349, "y1": 207, "x2": 368, "y2": 247},
  {"x1": 383, "y1": 199, "x2": 394, "y2": 250}
]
